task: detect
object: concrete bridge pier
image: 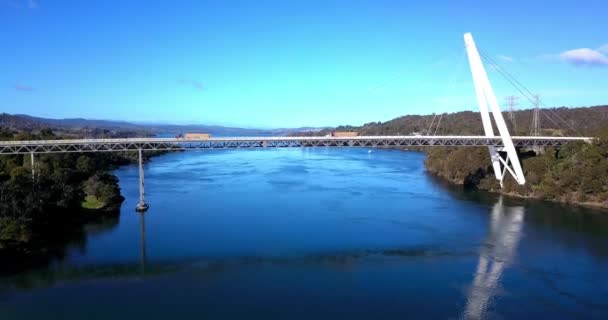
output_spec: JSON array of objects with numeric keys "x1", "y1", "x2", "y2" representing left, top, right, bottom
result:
[{"x1": 135, "y1": 148, "x2": 149, "y2": 212}]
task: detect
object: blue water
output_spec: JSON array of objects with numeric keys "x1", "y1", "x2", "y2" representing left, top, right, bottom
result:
[{"x1": 1, "y1": 148, "x2": 608, "y2": 319}]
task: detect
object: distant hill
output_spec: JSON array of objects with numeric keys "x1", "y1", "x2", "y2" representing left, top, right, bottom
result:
[
  {"x1": 1, "y1": 113, "x2": 324, "y2": 137},
  {"x1": 0, "y1": 113, "x2": 51, "y2": 131},
  {"x1": 16, "y1": 114, "x2": 143, "y2": 130},
  {"x1": 358, "y1": 105, "x2": 608, "y2": 136},
  {"x1": 294, "y1": 105, "x2": 608, "y2": 137}
]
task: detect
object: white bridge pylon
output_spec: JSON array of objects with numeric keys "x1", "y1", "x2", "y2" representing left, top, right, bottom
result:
[{"x1": 464, "y1": 33, "x2": 526, "y2": 186}]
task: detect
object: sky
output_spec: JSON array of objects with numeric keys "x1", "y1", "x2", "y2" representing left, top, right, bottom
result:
[{"x1": 2, "y1": 0, "x2": 607, "y2": 128}]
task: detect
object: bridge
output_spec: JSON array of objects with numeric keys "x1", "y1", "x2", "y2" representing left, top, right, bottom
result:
[
  {"x1": 0, "y1": 135, "x2": 590, "y2": 154},
  {"x1": 0, "y1": 33, "x2": 593, "y2": 211}
]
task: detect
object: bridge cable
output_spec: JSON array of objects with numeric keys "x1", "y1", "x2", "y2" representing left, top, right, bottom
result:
[
  {"x1": 478, "y1": 50, "x2": 582, "y2": 136},
  {"x1": 483, "y1": 55, "x2": 578, "y2": 136},
  {"x1": 479, "y1": 56, "x2": 566, "y2": 134},
  {"x1": 348, "y1": 49, "x2": 465, "y2": 136},
  {"x1": 430, "y1": 50, "x2": 467, "y2": 135},
  {"x1": 478, "y1": 52, "x2": 563, "y2": 135},
  {"x1": 427, "y1": 113, "x2": 438, "y2": 135},
  {"x1": 361, "y1": 49, "x2": 465, "y2": 98},
  {"x1": 487, "y1": 61, "x2": 578, "y2": 136},
  {"x1": 425, "y1": 51, "x2": 464, "y2": 135},
  {"x1": 433, "y1": 113, "x2": 444, "y2": 136}
]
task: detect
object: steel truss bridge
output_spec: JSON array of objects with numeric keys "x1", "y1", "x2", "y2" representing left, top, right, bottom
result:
[
  {"x1": 0, "y1": 136, "x2": 592, "y2": 154},
  {"x1": 0, "y1": 33, "x2": 594, "y2": 211}
]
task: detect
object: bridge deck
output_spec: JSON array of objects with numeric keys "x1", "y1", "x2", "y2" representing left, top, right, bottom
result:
[{"x1": 0, "y1": 136, "x2": 592, "y2": 154}]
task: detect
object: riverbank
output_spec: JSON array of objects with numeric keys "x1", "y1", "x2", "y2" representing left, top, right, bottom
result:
[
  {"x1": 423, "y1": 141, "x2": 608, "y2": 210},
  {"x1": 0, "y1": 131, "x2": 167, "y2": 273},
  {"x1": 426, "y1": 168, "x2": 608, "y2": 210},
  {"x1": 0, "y1": 154, "x2": 165, "y2": 273}
]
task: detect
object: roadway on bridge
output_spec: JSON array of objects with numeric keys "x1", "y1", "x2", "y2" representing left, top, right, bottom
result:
[{"x1": 0, "y1": 135, "x2": 592, "y2": 154}]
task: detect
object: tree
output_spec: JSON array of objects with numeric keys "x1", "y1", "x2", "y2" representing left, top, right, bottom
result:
[
  {"x1": 76, "y1": 155, "x2": 94, "y2": 175},
  {"x1": 83, "y1": 173, "x2": 121, "y2": 204},
  {"x1": 39, "y1": 128, "x2": 55, "y2": 140}
]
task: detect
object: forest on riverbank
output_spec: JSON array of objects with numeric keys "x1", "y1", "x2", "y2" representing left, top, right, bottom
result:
[
  {"x1": 0, "y1": 127, "x2": 159, "y2": 271},
  {"x1": 425, "y1": 130, "x2": 608, "y2": 208}
]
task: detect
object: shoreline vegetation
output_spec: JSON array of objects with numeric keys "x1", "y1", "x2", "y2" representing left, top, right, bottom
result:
[
  {"x1": 0, "y1": 127, "x2": 164, "y2": 273},
  {"x1": 423, "y1": 142, "x2": 608, "y2": 210},
  {"x1": 374, "y1": 144, "x2": 608, "y2": 210}
]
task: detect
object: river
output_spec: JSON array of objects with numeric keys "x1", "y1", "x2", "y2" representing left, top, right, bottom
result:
[{"x1": 1, "y1": 148, "x2": 608, "y2": 319}]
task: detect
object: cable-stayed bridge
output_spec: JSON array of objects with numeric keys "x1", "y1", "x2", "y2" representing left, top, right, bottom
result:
[{"x1": 0, "y1": 33, "x2": 593, "y2": 211}]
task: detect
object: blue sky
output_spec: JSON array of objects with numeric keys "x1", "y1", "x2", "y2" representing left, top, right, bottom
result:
[{"x1": 2, "y1": 0, "x2": 607, "y2": 128}]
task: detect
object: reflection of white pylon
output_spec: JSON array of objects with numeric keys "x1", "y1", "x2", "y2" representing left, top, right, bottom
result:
[
  {"x1": 464, "y1": 33, "x2": 526, "y2": 187},
  {"x1": 463, "y1": 197, "x2": 525, "y2": 320}
]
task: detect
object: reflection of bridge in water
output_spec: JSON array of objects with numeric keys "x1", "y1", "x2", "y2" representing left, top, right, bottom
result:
[
  {"x1": 463, "y1": 196, "x2": 525, "y2": 320},
  {"x1": 138, "y1": 212, "x2": 147, "y2": 274}
]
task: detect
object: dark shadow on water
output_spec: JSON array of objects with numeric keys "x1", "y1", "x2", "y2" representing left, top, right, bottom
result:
[
  {"x1": 0, "y1": 209, "x2": 121, "y2": 276},
  {"x1": 0, "y1": 243, "x2": 475, "y2": 294}
]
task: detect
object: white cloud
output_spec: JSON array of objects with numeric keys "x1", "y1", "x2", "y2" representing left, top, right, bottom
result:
[
  {"x1": 497, "y1": 55, "x2": 514, "y2": 63},
  {"x1": 598, "y1": 44, "x2": 608, "y2": 54},
  {"x1": 559, "y1": 48, "x2": 608, "y2": 67}
]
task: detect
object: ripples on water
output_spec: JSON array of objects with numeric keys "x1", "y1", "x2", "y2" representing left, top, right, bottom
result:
[{"x1": 1, "y1": 148, "x2": 608, "y2": 319}]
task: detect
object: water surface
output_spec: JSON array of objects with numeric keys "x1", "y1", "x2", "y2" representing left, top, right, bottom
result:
[{"x1": 2, "y1": 148, "x2": 608, "y2": 319}]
